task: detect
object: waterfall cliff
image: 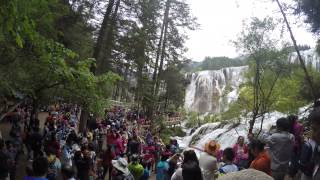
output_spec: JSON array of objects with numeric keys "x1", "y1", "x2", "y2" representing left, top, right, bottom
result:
[{"x1": 184, "y1": 66, "x2": 248, "y2": 113}]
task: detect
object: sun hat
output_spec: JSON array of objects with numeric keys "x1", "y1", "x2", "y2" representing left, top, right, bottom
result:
[
  {"x1": 112, "y1": 158, "x2": 131, "y2": 176},
  {"x1": 204, "y1": 140, "x2": 220, "y2": 156}
]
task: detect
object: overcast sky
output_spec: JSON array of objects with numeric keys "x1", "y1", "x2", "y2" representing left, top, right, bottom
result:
[{"x1": 185, "y1": 0, "x2": 317, "y2": 62}]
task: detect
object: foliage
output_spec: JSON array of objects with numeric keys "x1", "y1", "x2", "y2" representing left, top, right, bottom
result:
[
  {"x1": 0, "y1": 0, "x2": 119, "y2": 118},
  {"x1": 200, "y1": 57, "x2": 246, "y2": 71},
  {"x1": 160, "y1": 126, "x2": 186, "y2": 145}
]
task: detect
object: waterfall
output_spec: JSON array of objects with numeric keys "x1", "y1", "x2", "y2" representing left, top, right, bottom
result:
[
  {"x1": 184, "y1": 66, "x2": 248, "y2": 113},
  {"x1": 289, "y1": 48, "x2": 320, "y2": 70}
]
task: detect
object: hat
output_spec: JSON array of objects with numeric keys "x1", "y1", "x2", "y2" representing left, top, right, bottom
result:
[
  {"x1": 112, "y1": 158, "x2": 130, "y2": 175},
  {"x1": 204, "y1": 140, "x2": 220, "y2": 156}
]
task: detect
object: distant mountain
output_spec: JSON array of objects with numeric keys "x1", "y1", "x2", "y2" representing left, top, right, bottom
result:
[{"x1": 182, "y1": 56, "x2": 247, "y2": 72}]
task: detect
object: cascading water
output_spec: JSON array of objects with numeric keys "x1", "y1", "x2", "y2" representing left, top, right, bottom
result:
[
  {"x1": 289, "y1": 48, "x2": 320, "y2": 70},
  {"x1": 184, "y1": 66, "x2": 248, "y2": 113}
]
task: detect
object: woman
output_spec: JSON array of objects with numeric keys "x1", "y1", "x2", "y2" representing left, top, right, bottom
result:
[
  {"x1": 249, "y1": 140, "x2": 271, "y2": 175},
  {"x1": 233, "y1": 136, "x2": 249, "y2": 168},
  {"x1": 171, "y1": 149, "x2": 203, "y2": 180},
  {"x1": 199, "y1": 140, "x2": 219, "y2": 180}
]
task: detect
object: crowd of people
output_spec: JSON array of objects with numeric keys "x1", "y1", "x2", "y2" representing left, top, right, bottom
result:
[{"x1": 0, "y1": 102, "x2": 320, "y2": 180}]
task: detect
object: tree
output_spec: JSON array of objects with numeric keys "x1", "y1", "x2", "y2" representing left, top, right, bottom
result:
[{"x1": 234, "y1": 17, "x2": 289, "y2": 133}]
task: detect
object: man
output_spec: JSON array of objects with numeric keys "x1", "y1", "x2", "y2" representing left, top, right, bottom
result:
[
  {"x1": 31, "y1": 157, "x2": 49, "y2": 180},
  {"x1": 263, "y1": 117, "x2": 294, "y2": 180},
  {"x1": 307, "y1": 108, "x2": 320, "y2": 179}
]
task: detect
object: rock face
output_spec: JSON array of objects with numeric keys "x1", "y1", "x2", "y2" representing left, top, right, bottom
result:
[
  {"x1": 217, "y1": 169, "x2": 273, "y2": 180},
  {"x1": 184, "y1": 66, "x2": 248, "y2": 113}
]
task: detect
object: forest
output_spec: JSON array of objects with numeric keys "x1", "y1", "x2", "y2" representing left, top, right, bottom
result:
[{"x1": 1, "y1": 0, "x2": 320, "y2": 127}]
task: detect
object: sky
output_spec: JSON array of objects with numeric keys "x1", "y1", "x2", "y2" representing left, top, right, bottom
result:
[{"x1": 185, "y1": 0, "x2": 317, "y2": 62}]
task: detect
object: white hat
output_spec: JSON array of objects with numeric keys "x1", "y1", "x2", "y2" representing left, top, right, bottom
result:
[{"x1": 112, "y1": 158, "x2": 130, "y2": 176}]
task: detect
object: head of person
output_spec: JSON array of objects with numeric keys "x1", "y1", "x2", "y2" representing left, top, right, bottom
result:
[
  {"x1": 308, "y1": 108, "x2": 320, "y2": 144},
  {"x1": 287, "y1": 115, "x2": 298, "y2": 133},
  {"x1": 223, "y1": 147, "x2": 235, "y2": 163},
  {"x1": 204, "y1": 140, "x2": 220, "y2": 156},
  {"x1": 32, "y1": 157, "x2": 48, "y2": 177},
  {"x1": 182, "y1": 161, "x2": 203, "y2": 180},
  {"x1": 183, "y1": 149, "x2": 198, "y2": 165},
  {"x1": 161, "y1": 154, "x2": 169, "y2": 161},
  {"x1": 131, "y1": 154, "x2": 140, "y2": 164},
  {"x1": 249, "y1": 140, "x2": 265, "y2": 158},
  {"x1": 276, "y1": 117, "x2": 290, "y2": 132},
  {"x1": 247, "y1": 133, "x2": 254, "y2": 142},
  {"x1": 237, "y1": 136, "x2": 245, "y2": 146},
  {"x1": 61, "y1": 164, "x2": 75, "y2": 180}
]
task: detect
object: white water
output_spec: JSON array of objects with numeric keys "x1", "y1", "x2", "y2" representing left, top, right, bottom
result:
[
  {"x1": 184, "y1": 66, "x2": 248, "y2": 113},
  {"x1": 289, "y1": 49, "x2": 320, "y2": 70}
]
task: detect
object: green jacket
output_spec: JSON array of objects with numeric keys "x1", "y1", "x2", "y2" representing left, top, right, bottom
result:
[{"x1": 128, "y1": 163, "x2": 144, "y2": 180}]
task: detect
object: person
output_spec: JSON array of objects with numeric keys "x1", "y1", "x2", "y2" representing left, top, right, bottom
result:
[
  {"x1": 0, "y1": 139, "x2": 10, "y2": 180},
  {"x1": 296, "y1": 136, "x2": 317, "y2": 180},
  {"x1": 61, "y1": 165, "x2": 76, "y2": 180},
  {"x1": 263, "y1": 117, "x2": 294, "y2": 180},
  {"x1": 219, "y1": 147, "x2": 238, "y2": 175},
  {"x1": 101, "y1": 145, "x2": 116, "y2": 180},
  {"x1": 156, "y1": 155, "x2": 169, "y2": 180},
  {"x1": 246, "y1": 133, "x2": 255, "y2": 168},
  {"x1": 30, "y1": 127, "x2": 43, "y2": 160},
  {"x1": 46, "y1": 148, "x2": 61, "y2": 180},
  {"x1": 287, "y1": 115, "x2": 304, "y2": 178},
  {"x1": 199, "y1": 140, "x2": 218, "y2": 180},
  {"x1": 61, "y1": 137, "x2": 73, "y2": 167},
  {"x1": 233, "y1": 136, "x2": 249, "y2": 169},
  {"x1": 111, "y1": 158, "x2": 134, "y2": 180},
  {"x1": 5, "y1": 140, "x2": 18, "y2": 180},
  {"x1": 305, "y1": 107, "x2": 320, "y2": 179},
  {"x1": 32, "y1": 157, "x2": 49, "y2": 180},
  {"x1": 249, "y1": 140, "x2": 271, "y2": 175},
  {"x1": 74, "y1": 148, "x2": 90, "y2": 180},
  {"x1": 128, "y1": 154, "x2": 144, "y2": 180},
  {"x1": 168, "y1": 154, "x2": 180, "y2": 179},
  {"x1": 171, "y1": 149, "x2": 202, "y2": 180},
  {"x1": 140, "y1": 160, "x2": 151, "y2": 180}
]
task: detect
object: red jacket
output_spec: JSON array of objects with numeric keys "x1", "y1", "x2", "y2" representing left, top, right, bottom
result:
[{"x1": 250, "y1": 150, "x2": 271, "y2": 175}]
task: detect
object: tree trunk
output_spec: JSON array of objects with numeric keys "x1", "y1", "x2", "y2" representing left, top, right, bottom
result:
[
  {"x1": 154, "y1": 0, "x2": 171, "y2": 97},
  {"x1": 275, "y1": 0, "x2": 317, "y2": 101},
  {"x1": 93, "y1": 0, "x2": 115, "y2": 74},
  {"x1": 79, "y1": 108, "x2": 89, "y2": 133},
  {"x1": 249, "y1": 59, "x2": 261, "y2": 134}
]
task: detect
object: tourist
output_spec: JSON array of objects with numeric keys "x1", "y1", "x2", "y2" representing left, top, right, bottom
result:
[
  {"x1": 0, "y1": 139, "x2": 10, "y2": 180},
  {"x1": 29, "y1": 126, "x2": 43, "y2": 159},
  {"x1": 74, "y1": 147, "x2": 90, "y2": 180},
  {"x1": 140, "y1": 160, "x2": 151, "y2": 180},
  {"x1": 32, "y1": 157, "x2": 49, "y2": 180},
  {"x1": 101, "y1": 145, "x2": 116, "y2": 180},
  {"x1": 61, "y1": 137, "x2": 73, "y2": 167},
  {"x1": 199, "y1": 140, "x2": 218, "y2": 180},
  {"x1": 128, "y1": 154, "x2": 144, "y2": 180},
  {"x1": 46, "y1": 148, "x2": 61, "y2": 180},
  {"x1": 168, "y1": 153, "x2": 180, "y2": 179},
  {"x1": 61, "y1": 165, "x2": 76, "y2": 180},
  {"x1": 156, "y1": 155, "x2": 170, "y2": 180},
  {"x1": 5, "y1": 140, "x2": 18, "y2": 180},
  {"x1": 249, "y1": 140, "x2": 271, "y2": 175},
  {"x1": 305, "y1": 108, "x2": 320, "y2": 179},
  {"x1": 111, "y1": 158, "x2": 134, "y2": 180},
  {"x1": 233, "y1": 136, "x2": 249, "y2": 169},
  {"x1": 263, "y1": 117, "x2": 294, "y2": 180},
  {"x1": 171, "y1": 149, "x2": 202, "y2": 180},
  {"x1": 219, "y1": 147, "x2": 238, "y2": 175},
  {"x1": 246, "y1": 133, "x2": 255, "y2": 168}
]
